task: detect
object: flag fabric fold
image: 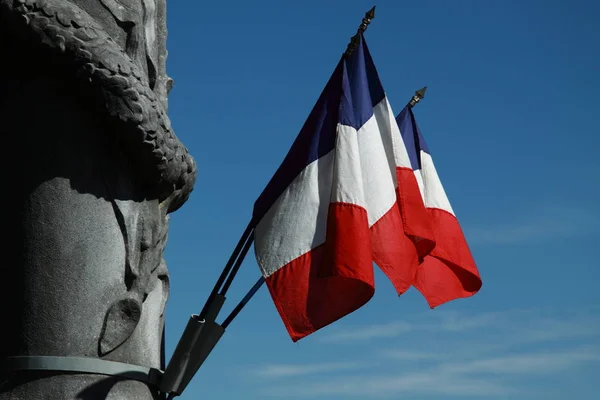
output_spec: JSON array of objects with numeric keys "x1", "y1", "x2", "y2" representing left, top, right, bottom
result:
[
  {"x1": 396, "y1": 106, "x2": 482, "y2": 308},
  {"x1": 252, "y1": 35, "x2": 435, "y2": 342}
]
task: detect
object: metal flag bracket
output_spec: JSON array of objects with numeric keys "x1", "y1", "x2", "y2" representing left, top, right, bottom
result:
[{"x1": 158, "y1": 222, "x2": 264, "y2": 399}]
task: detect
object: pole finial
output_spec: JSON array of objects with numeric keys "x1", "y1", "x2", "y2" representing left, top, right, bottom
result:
[
  {"x1": 408, "y1": 86, "x2": 427, "y2": 108},
  {"x1": 345, "y1": 6, "x2": 376, "y2": 56}
]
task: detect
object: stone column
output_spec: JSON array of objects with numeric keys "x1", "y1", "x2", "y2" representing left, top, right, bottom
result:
[{"x1": 0, "y1": 1, "x2": 196, "y2": 399}]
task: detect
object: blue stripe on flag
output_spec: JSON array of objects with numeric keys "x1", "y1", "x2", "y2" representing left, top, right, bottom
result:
[
  {"x1": 340, "y1": 35, "x2": 386, "y2": 129},
  {"x1": 360, "y1": 35, "x2": 386, "y2": 116},
  {"x1": 253, "y1": 35, "x2": 386, "y2": 224},
  {"x1": 253, "y1": 59, "x2": 343, "y2": 223},
  {"x1": 397, "y1": 106, "x2": 431, "y2": 171}
]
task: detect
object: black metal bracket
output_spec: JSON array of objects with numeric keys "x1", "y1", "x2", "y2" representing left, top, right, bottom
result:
[{"x1": 159, "y1": 295, "x2": 226, "y2": 397}]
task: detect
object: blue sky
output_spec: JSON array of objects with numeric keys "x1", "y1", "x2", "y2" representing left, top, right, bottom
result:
[{"x1": 161, "y1": 0, "x2": 600, "y2": 398}]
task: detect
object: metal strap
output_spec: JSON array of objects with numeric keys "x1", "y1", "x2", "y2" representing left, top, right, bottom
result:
[{"x1": 1, "y1": 356, "x2": 163, "y2": 387}]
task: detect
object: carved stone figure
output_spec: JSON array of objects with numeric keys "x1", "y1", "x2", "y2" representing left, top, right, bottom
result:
[{"x1": 0, "y1": 0, "x2": 196, "y2": 398}]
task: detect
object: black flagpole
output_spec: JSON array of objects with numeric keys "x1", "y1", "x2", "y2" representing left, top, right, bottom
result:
[
  {"x1": 159, "y1": 222, "x2": 255, "y2": 398},
  {"x1": 345, "y1": 6, "x2": 376, "y2": 56}
]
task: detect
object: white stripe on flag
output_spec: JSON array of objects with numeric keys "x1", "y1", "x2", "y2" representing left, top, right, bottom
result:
[
  {"x1": 255, "y1": 151, "x2": 334, "y2": 277},
  {"x1": 356, "y1": 115, "x2": 397, "y2": 226},
  {"x1": 373, "y1": 98, "x2": 414, "y2": 171},
  {"x1": 414, "y1": 171, "x2": 426, "y2": 199},
  {"x1": 255, "y1": 97, "x2": 403, "y2": 278},
  {"x1": 420, "y1": 151, "x2": 454, "y2": 215},
  {"x1": 332, "y1": 124, "x2": 366, "y2": 206}
]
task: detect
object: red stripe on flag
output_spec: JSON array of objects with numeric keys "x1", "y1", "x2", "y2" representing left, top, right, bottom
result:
[
  {"x1": 395, "y1": 167, "x2": 436, "y2": 259},
  {"x1": 371, "y1": 167, "x2": 436, "y2": 295},
  {"x1": 413, "y1": 208, "x2": 482, "y2": 308},
  {"x1": 371, "y1": 204, "x2": 419, "y2": 294},
  {"x1": 265, "y1": 203, "x2": 374, "y2": 342}
]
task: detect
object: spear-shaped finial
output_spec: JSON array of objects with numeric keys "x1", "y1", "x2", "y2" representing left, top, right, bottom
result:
[
  {"x1": 345, "y1": 6, "x2": 376, "y2": 56},
  {"x1": 408, "y1": 86, "x2": 427, "y2": 108}
]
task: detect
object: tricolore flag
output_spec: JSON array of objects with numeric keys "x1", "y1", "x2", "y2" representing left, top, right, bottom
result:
[
  {"x1": 252, "y1": 34, "x2": 437, "y2": 342},
  {"x1": 396, "y1": 107, "x2": 482, "y2": 308}
]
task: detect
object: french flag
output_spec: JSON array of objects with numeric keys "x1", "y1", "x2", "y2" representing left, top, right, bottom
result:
[
  {"x1": 396, "y1": 106, "x2": 482, "y2": 308},
  {"x1": 252, "y1": 35, "x2": 436, "y2": 342}
]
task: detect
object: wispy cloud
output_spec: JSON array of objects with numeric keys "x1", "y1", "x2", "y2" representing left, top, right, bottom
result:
[
  {"x1": 252, "y1": 362, "x2": 364, "y2": 379},
  {"x1": 465, "y1": 206, "x2": 598, "y2": 245},
  {"x1": 435, "y1": 308, "x2": 529, "y2": 332},
  {"x1": 319, "y1": 321, "x2": 413, "y2": 342},
  {"x1": 320, "y1": 308, "x2": 532, "y2": 343},
  {"x1": 383, "y1": 350, "x2": 445, "y2": 361},
  {"x1": 321, "y1": 307, "x2": 600, "y2": 344},
  {"x1": 513, "y1": 315, "x2": 600, "y2": 343},
  {"x1": 252, "y1": 308, "x2": 600, "y2": 398},
  {"x1": 320, "y1": 310, "x2": 517, "y2": 343},
  {"x1": 260, "y1": 347, "x2": 600, "y2": 398},
  {"x1": 261, "y1": 368, "x2": 512, "y2": 397},
  {"x1": 437, "y1": 347, "x2": 600, "y2": 375}
]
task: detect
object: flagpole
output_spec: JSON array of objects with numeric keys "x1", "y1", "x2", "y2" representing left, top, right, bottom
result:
[
  {"x1": 198, "y1": 222, "x2": 254, "y2": 319},
  {"x1": 159, "y1": 223, "x2": 255, "y2": 398},
  {"x1": 408, "y1": 86, "x2": 427, "y2": 108},
  {"x1": 345, "y1": 6, "x2": 376, "y2": 56}
]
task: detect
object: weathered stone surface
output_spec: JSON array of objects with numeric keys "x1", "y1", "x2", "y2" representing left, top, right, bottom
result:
[{"x1": 0, "y1": 1, "x2": 196, "y2": 398}]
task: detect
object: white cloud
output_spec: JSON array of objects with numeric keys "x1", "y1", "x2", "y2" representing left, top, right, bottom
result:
[
  {"x1": 254, "y1": 309, "x2": 600, "y2": 398},
  {"x1": 437, "y1": 347, "x2": 600, "y2": 375},
  {"x1": 261, "y1": 369, "x2": 512, "y2": 397},
  {"x1": 514, "y1": 316, "x2": 600, "y2": 343},
  {"x1": 252, "y1": 361, "x2": 364, "y2": 378},
  {"x1": 383, "y1": 350, "x2": 445, "y2": 361},
  {"x1": 465, "y1": 206, "x2": 598, "y2": 245},
  {"x1": 318, "y1": 309, "x2": 518, "y2": 343},
  {"x1": 320, "y1": 308, "x2": 600, "y2": 344},
  {"x1": 260, "y1": 348, "x2": 600, "y2": 398},
  {"x1": 319, "y1": 321, "x2": 413, "y2": 342},
  {"x1": 435, "y1": 309, "x2": 529, "y2": 332}
]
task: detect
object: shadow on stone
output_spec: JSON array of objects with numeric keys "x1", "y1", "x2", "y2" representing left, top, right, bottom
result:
[{"x1": 0, "y1": 1, "x2": 196, "y2": 399}]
